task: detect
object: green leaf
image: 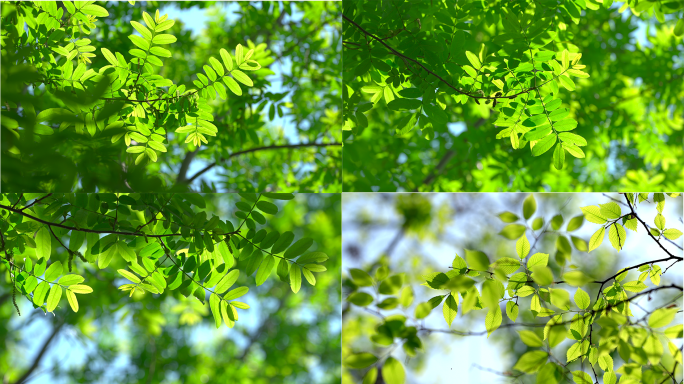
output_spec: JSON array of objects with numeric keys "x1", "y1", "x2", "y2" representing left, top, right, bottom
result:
[
  {"x1": 36, "y1": 227, "x2": 52, "y2": 259},
  {"x1": 562, "y1": 271, "x2": 591, "y2": 287},
  {"x1": 131, "y1": 21, "x2": 152, "y2": 40},
  {"x1": 581, "y1": 206, "x2": 607, "y2": 224},
  {"x1": 223, "y1": 286, "x2": 249, "y2": 300},
  {"x1": 344, "y1": 353, "x2": 378, "y2": 369},
  {"x1": 117, "y1": 269, "x2": 141, "y2": 283},
  {"x1": 465, "y1": 249, "x2": 489, "y2": 271},
  {"x1": 387, "y1": 98, "x2": 422, "y2": 111},
  {"x1": 485, "y1": 306, "x2": 502, "y2": 337},
  {"x1": 552, "y1": 143, "x2": 565, "y2": 170},
  {"x1": 527, "y1": 253, "x2": 549, "y2": 269},
  {"x1": 518, "y1": 330, "x2": 543, "y2": 347},
  {"x1": 574, "y1": 288, "x2": 590, "y2": 309},
  {"x1": 215, "y1": 270, "x2": 240, "y2": 293},
  {"x1": 513, "y1": 350, "x2": 548, "y2": 373},
  {"x1": 608, "y1": 223, "x2": 626, "y2": 251},
  {"x1": 220, "y1": 48, "x2": 234, "y2": 71},
  {"x1": 33, "y1": 281, "x2": 50, "y2": 306},
  {"x1": 465, "y1": 51, "x2": 481, "y2": 68},
  {"x1": 271, "y1": 231, "x2": 294, "y2": 254},
  {"x1": 531, "y1": 134, "x2": 556, "y2": 156},
  {"x1": 442, "y1": 294, "x2": 458, "y2": 327},
  {"x1": 506, "y1": 301, "x2": 519, "y2": 322},
  {"x1": 44, "y1": 261, "x2": 63, "y2": 281},
  {"x1": 69, "y1": 284, "x2": 92, "y2": 294},
  {"x1": 152, "y1": 34, "x2": 177, "y2": 45},
  {"x1": 81, "y1": 4, "x2": 109, "y2": 17},
  {"x1": 516, "y1": 234, "x2": 530, "y2": 259},
  {"x1": 498, "y1": 212, "x2": 519, "y2": 223},
  {"x1": 46, "y1": 284, "x2": 62, "y2": 312},
  {"x1": 348, "y1": 292, "x2": 373, "y2": 306},
  {"x1": 101, "y1": 48, "x2": 118, "y2": 66},
  {"x1": 649, "y1": 307, "x2": 677, "y2": 328},
  {"x1": 400, "y1": 287, "x2": 414, "y2": 308},
  {"x1": 256, "y1": 201, "x2": 278, "y2": 215},
  {"x1": 58, "y1": 274, "x2": 85, "y2": 286},
  {"x1": 663, "y1": 228, "x2": 683, "y2": 240},
  {"x1": 599, "y1": 202, "x2": 621, "y2": 219},
  {"x1": 500, "y1": 224, "x2": 527, "y2": 239},
  {"x1": 381, "y1": 357, "x2": 405, "y2": 384},
  {"x1": 129, "y1": 34, "x2": 149, "y2": 50},
  {"x1": 378, "y1": 274, "x2": 404, "y2": 295},
  {"x1": 523, "y1": 194, "x2": 536, "y2": 219},
  {"x1": 588, "y1": 227, "x2": 605, "y2": 252},
  {"x1": 209, "y1": 293, "x2": 221, "y2": 328},
  {"x1": 255, "y1": 255, "x2": 275, "y2": 286},
  {"x1": 622, "y1": 280, "x2": 648, "y2": 292},
  {"x1": 563, "y1": 144, "x2": 585, "y2": 158},
  {"x1": 571, "y1": 371, "x2": 592, "y2": 384},
  {"x1": 289, "y1": 264, "x2": 301, "y2": 293},
  {"x1": 566, "y1": 215, "x2": 584, "y2": 232},
  {"x1": 559, "y1": 75, "x2": 575, "y2": 91},
  {"x1": 363, "y1": 367, "x2": 378, "y2": 384},
  {"x1": 349, "y1": 268, "x2": 373, "y2": 286},
  {"x1": 66, "y1": 289, "x2": 79, "y2": 312},
  {"x1": 490, "y1": 257, "x2": 520, "y2": 275},
  {"x1": 674, "y1": 19, "x2": 684, "y2": 37},
  {"x1": 284, "y1": 238, "x2": 313, "y2": 259},
  {"x1": 232, "y1": 70, "x2": 253, "y2": 86}
]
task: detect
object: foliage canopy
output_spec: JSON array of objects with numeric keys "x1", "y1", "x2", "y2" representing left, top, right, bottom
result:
[
  {"x1": 1, "y1": 192, "x2": 330, "y2": 328},
  {"x1": 342, "y1": 0, "x2": 684, "y2": 191},
  {"x1": 0, "y1": 193, "x2": 342, "y2": 384},
  {"x1": 1, "y1": 1, "x2": 342, "y2": 192},
  {"x1": 343, "y1": 193, "x2": 683, "y2": 384}
]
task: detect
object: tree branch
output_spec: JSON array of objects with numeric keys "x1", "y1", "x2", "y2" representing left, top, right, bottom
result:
[
  {"x1": 414, "y1": 118, "x2": 486, "y2": 191},
  {"x1": 175, "y1": 148, "x2": 200, "y2": 184},
  {"x1": 0, "y1": 204, "x2": 238, "y2": 239},
  {"x1": 343, "y1": 15, "x2": 548, "y2": 101},
  {"x1": 184, "y1": 142, "x2": 341, "y2": 184}
]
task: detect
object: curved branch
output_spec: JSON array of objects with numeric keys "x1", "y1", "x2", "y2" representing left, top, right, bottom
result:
[
  {"x1": 415, "y1": 284, "x2": 682, "y2": 337},
  {"x1": 343, "y1": 15, "x2": 545, "y2": 101},
  {"x1": 0, "y1": 204, "x2": 238, "y2": 239},
  {"x1": 184, "y1": 142, "x2": 342, "y2": 184}
]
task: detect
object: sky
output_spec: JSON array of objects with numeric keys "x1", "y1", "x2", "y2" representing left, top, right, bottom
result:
[{"x1": 342, "y1": 193, "x2": 683, "y2": 384}]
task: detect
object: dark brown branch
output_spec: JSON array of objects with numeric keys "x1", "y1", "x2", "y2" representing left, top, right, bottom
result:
[
  {"x1": 20, "y1": 194, "x2": 53, "y2": 211},
  {"x1": 343, "y1": 15, "x2": 540, "y2": 101},
  {"x1": 184, "y1": 142, "x2": 341, "y2": 184},
  {"x1": 625, "y1": 195, "x2": 679, "y2": 260},
  {"x1": 415, "y1": 284, "x2": 682, "y2": 336},
  {"x1": 175, "y1": 148, "x2": 200, "y2": 184},
  {"x1": 414, "y1": 118, "x2": 486, "y2": 191},
  {"x1": 0, "y1": 204, "x2": 237, "y2": 239}
]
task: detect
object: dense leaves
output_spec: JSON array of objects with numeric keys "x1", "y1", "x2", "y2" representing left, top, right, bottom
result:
[
  {"x1": 1, "y1": 1, "x2": 341, "y2": 192},
  {"x1": 0, "y1": 193, "x2": 341, "y2": 384},
  {"x1": 0, "y1": 192, "x2": 329, "y2": 328},
  {"x1": 342, "y1": 193, "x2": 683, "y2": 384},
  {"x1": 342, "y1": 0, "x2": 684, "y2": 191}
]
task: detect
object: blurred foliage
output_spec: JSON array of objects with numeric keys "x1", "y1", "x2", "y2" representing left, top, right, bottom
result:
[
  {"x1": 1, "y1": 1, "x2": 341, "y2": 193},
  {"x1": 342, "y1": 0, "x2": 684, "y2": 192},
  {"x1": 342, "y1": 193, "x2": 683, "y2": 384},
  {"x1": 0, "y1": 193, "x2": 341, "y2": 384}
]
